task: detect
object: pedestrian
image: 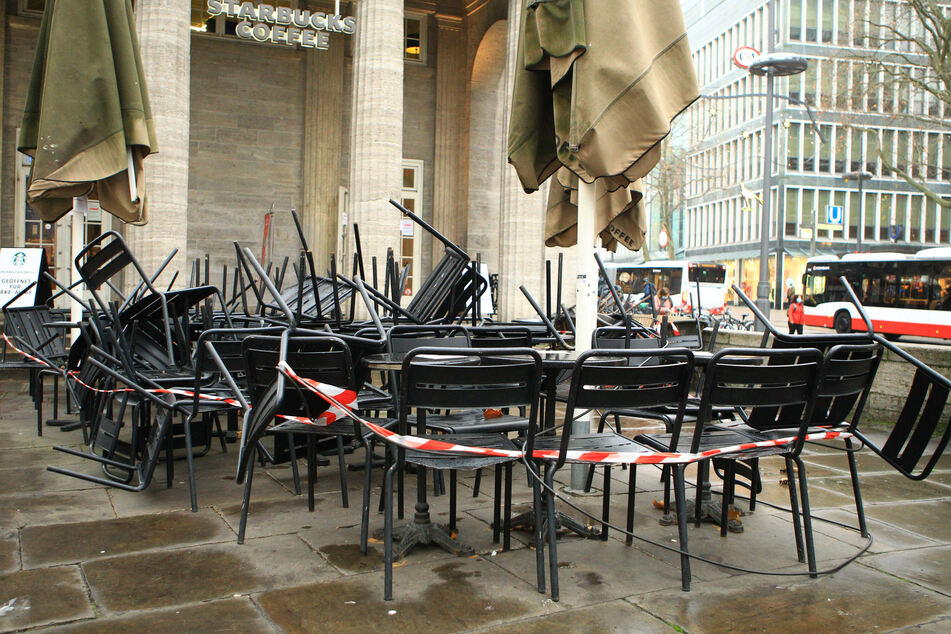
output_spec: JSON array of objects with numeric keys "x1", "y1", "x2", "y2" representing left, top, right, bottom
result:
[
  {"x1": 785, "y1": 282, "x2": 795, "y2": 309},
  {"x1": 654, "y1": 287, "x2": 673, "y2": 316},
  {"x1": 787, "y1": 294, "x2": 804, "y2": 335}
]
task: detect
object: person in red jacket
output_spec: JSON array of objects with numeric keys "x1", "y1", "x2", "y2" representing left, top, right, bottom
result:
[{"x1": 787, "y1": 294, "x2": 804, "y2": 334}]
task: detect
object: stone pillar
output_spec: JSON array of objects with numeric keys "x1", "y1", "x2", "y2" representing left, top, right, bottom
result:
[
  {"x1": 131, "y1": 0, "x2": 190, "y2": 287},
  {"x1": 498, "y1": 1, "x2": 546, "y2": 321},
  {"x1": 348, "y1": 0, "x2": 403, "y2": 281},
  {"x1": 432, "y1": 13, "x2": 468, "y2": 265},
  {"x1": 302, "y1": 33, "x2": 345, "y2": 268}
]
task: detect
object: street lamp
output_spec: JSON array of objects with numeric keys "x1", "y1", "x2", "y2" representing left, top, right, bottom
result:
[
  {"x1": 748, "y1": 34, "x2": 808, "y2": 324},
  {"x1": 843, "y1": 170, "x2": 872, "y2": 252}
]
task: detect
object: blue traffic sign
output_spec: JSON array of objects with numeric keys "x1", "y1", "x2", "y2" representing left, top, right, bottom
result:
[{"x1": 825, "y1": 205, "x2": 844, "y2": 226}]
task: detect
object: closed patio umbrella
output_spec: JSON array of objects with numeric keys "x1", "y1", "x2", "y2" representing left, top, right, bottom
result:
[
  {"x1": 507, "y1": 0, "x2": 698, "y2": 252},
  {"x1": 507, "y1": 0, "x2": 699, "y2": 489},
  {"x1": 17, "y1": 0, "x2": 157, "y2": 225}
]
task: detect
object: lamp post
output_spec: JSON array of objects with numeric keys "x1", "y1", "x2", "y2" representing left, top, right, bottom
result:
[
  {"x1": 843, "y1": 170, "x2": 872, "y2": 252},
  {"x1": 747, "y1": 1, "x2": 807, "y2": 326}
]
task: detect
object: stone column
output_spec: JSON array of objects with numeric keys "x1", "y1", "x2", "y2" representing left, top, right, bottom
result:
[
  {"x1": 348, "y1": 0, "x2": 403, "y2": 281},
  {"x1": 130, "y1": 0, "x2": 190, "y2": 287},
  {"x1": 498, "y1": 0, "x2": 546, "y2": 321},
  {"x1": 431, "y1": 13, "x2": 468, "y2": 266},
  {"x1": 302, "y1": 33, "x2": 345, "y2": 268}
]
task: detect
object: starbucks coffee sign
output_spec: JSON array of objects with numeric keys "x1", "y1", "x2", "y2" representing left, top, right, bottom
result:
[{"x1": 206, "y1": 1, "x2": 356, "y2": 50}]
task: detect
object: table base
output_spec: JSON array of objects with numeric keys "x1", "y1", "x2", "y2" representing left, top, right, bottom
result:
[
  {"x1": 659, "y1": 500, "x2": 745, "y2": 533},
  {"x1": 390, "y1": 512, "x2": 474, "y2": 559},
  {"x1": 510, "y1": 509, "x2": 603, "y2": 540}
]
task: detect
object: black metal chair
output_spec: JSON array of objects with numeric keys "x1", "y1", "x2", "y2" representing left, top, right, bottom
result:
[
  {"x1": 524, "y1": 348, "x2": 695, "y2": 602},
  {"x1": 635, "y1": 347, "x2": 823, "y2": 590},
  {"x1": 376, "y1": 347, "x2": 542, "y2": 600}
]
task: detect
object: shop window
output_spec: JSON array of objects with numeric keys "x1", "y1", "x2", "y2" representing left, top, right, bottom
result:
[{"x1": 404, "y1": 14, "x2": 426, "y2": 62}]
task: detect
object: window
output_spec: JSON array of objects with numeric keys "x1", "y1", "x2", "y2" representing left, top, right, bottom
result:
[
  {"x1": 399, "y1": 160, "x2": 424, "y2": 295},
  {"x1": 788, "y1": 123, "x2": 801, "y2": 171},
  {"x1": 790, "y1": 0, "x2": 803, "y2": 40},
  {"x1": 806, "y1": 0, "x2": 819, "y2": 41},
  {"x1": 834, "y1": 126, "x2": 847, "y2": 173},
  {"x1": 819, "y1": 124, "x2": 833, "y2": 172},
  {"x1": 821, "y1": 0, "x2": 834, "y2": 42},
  {"x1": 19, "y1": 0, "x2": 45, "y2": 15},
  {"x1": 785, "y1": 188, "x2": 798, "y2": 236},
  {"x1": 850, "y1": 127, "x2": 864, "y2": 173},
  {"x1": 879, "y1": 193, "x2": 893, "y2": 241},
  {"x1": 404, "y1": 14, "x2": 426, "y2": 62},
  {"x1": 849, "y1": 191, "x2": 860, "y2": 239},
  {"x1": 854, "y1": 0, "x2": 867, "y2": 46},
  {"x1": 803, "y1": 123, "x2": 816, "y2": 171},
  {"x1": 835, "y1": 61, "x2": 850, "y2": 110},
  {"x1": 837, "y1": 0, "x2": 850, "y2": 45},
  {"x1": 865, "y1": 192, "x2": 876, "y2": 240}
]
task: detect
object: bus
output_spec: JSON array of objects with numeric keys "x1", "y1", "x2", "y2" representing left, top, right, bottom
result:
[
  {"x1": 801, "y1": 248, "x2": 951, "y2": 339},
  {"x1": 603, "y1": 260, "x2": 728, "y2": 311}
]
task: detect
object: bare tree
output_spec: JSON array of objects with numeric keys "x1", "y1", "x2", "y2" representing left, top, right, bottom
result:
[{"x1": 855, "y1": 0, "x2": 951, "y2": 207}]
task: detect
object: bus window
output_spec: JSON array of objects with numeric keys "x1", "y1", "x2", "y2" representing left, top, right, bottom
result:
[
  {"x1": 659, "y1": 269, "x2": 683, "y2": 294},
  {"x1": 883, "y1": 274, "x2": 898, "y2": 305},
  {"x1": 936, "y1": 264, "x2": 951, "y2": 310},
  {"x1": 616, "y1": 270, "x2": 636, "y2": 294}
]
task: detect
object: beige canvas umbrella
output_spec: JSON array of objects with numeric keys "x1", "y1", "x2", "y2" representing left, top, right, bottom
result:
[
  {"x1": 17, "y1": 0, "x2": 157, "y2": 225},
  {"x1": 507, "y1": 0, "x2": 698, "y2": 252},
  {"x1": 507, "y1": 0, "x2": 699, "y2": 487}
]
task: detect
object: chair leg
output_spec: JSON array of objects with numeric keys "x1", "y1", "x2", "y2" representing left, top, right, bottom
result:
[
  {"x1": 336, "y1": 435, "x2": 349, "y2": 508},
  {"x1": 383, "y1": 460, "x2": 399, "y2": 601},
  {"x1": 784, "y1": 456, "x2": 806, "y2": 564},
  {"x1": 492, "y1": 464, "x2": 502, "y2": 543},
  {"x1": 626, "y1": 465, "x2": 637, "y2": 546},
  {"x1": 719, "y1": 462, "x2": 734, "y2": 537},
  {"x1": 503, "y1": 462, "x2": 513, "y2": 552},
  {"x1": 673, "y1": 465, "x2": 691, "y2": 591},
  {"x1": 288, "y1": 433, "x2": 302, "y2": 495},
  {"x1": 793, "y1": 456, "x2": 818, "y2": 577},
  {"x1": 845, "y1": 439, "x2": 868, "y2": 538},
  {"x1": 238, "y1": 447, "x2": 256, "y2": 544},
  {"x1": 531, "y1": 463, "x2": 546, "y2": 594},
  {"x1": 360, "y1": 443, "x2": 374, "y2": 555},
  {"x1": 36, "y1": 375, "x2": 43, "y2": 436},
  {"x1": 545, "y1": 468, "x2": 560, "y2": 602},
  {"x1": 601, "y1": 465, "x2": 611, "y2": 541},
  {"x1": 662, "y1": 465, "x2": 671, "y2": 513},
  {"x1": 397, "y1": 448, "x2": 405, "y2": 520},
  {"x1": 748, "y1": 458, "x2": 759, "y2": 511},
  {"x1": 183, "y1": 414, "x2": 199, "y2": 512},
  {"x1": 449, "y1": 469, "x2": 458, "y2": 534},
  {"x1": 473, "y1": 468, "x2": 482, "y2": 497}
]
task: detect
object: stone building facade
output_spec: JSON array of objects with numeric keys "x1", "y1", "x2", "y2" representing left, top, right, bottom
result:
[{"x1": 3, "y1": 0, "x2": 563, "y2": 320}]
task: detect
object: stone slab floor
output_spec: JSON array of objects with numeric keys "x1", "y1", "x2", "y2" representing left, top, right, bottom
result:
[{"x1": 1, "y1": 374, "x2": 950, "y2": 633}]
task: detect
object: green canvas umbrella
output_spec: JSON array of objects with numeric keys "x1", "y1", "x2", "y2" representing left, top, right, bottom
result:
[
  {"x1": 17, "y1": 0, "x2": 157, "y2": 225},
  {"x1": 507, "y1": 0, "x2": 699, "y2": 251}
]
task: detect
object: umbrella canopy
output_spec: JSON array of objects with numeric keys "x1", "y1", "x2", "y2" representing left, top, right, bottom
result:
[
  {"x1": 507, "y1": 0, "x2": 698, "y2": 251},
  {"x1": 17, "y1": 0, "x2": 157, "y2": 225}
]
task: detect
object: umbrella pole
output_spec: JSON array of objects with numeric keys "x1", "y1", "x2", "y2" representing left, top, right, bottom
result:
[
  {"x1": 569, "y1": 180, "x2": 598, "y2": 491},
  {"x1": 69, "y1": 196, "x2": 88, "y2": 343}
]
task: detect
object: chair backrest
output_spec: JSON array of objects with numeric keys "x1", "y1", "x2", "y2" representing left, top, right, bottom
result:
[
  {"x1": 242, "y1": 334, "x2": 355, "y2": 413},
  {"x1": 468, "y1": 326, "x2": 533, "y2": 348},
  {"x1": 540, "y1": 348, "x2": 694, "y2": 468},
  {"x1": 696, "y1": 348, "x2": 823, "y2": 448},
  {"x1": 399, "y1": 347, "x2": 541, "y2": 414},
  {"x1": 858, "y1": 354, "x2": 951, "y2": 480},
  {"x1": 2, "y1": 305, "x2": 68, "y2": 361},
  {"x1": 813, "y1": 343, "x2": 882, "y2": 428},
  {"x1": 386, "y1": 324, "x2": 471, "y2": 354}
]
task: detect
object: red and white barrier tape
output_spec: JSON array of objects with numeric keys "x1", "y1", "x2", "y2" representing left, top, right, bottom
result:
[
  {"x1": 278, "y1": 360, "x2": 853, "y2": 465},
  {"x1": 4, "y1": 335, "x2": 852, "y2": 462}
]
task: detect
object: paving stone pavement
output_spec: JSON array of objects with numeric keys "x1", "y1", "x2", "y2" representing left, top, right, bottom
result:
[{"x1": 0, "y1": 374, "x2": 949, "y2": 632}]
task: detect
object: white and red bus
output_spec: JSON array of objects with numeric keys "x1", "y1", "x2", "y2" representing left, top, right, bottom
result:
[{"x1": 802, "y1": 248, "x2": 951, "y2": 340}]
